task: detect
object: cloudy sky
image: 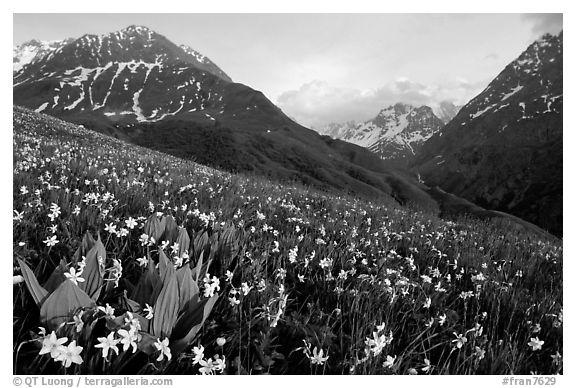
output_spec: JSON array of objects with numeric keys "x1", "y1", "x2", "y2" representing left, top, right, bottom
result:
[{"x1": 14, "y1": 13, "x2": 562, "y2": 128}]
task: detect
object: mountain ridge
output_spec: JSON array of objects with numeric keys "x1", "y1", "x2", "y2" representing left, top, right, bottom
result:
[
  {"x1": 13, "y1": 25, "x2": 560, "y2": 237},
  {"x1": 316, "y1": 102, "x2": 448, "y2": 166},
  {"x1": 14, "y1": 104, "x2": 558, "y2": 243},
  {"x1": 13, "y1": 38, "x2": 74, "y2": 73},
  {"x1": 413, "y1": 31, "x2": 563, "y2": 236},
  {"x1": 13, "y1": 25, "x2": 232, "y2": 82},
  {"x1": 13, "y1": 25, "x2": 442, "y2": 208}
]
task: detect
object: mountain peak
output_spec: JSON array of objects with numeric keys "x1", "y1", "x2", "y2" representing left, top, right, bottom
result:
[
  {"x1": 19, "y1": 38, "x2": 42, "y2": 46},
  {"x1": 414, "y1": 32, "x2": 562, "y2": 236},
  {"x1": 122, "y1": 25, "x2": 153, "y2": 33},
  {"x1": 179, "y1": 44, "x2": 207, "y2": 64},
  {"x1": 430, "y1": 100, "x2": 461, "y2": 124},
  {"x1": 317, "y1": 102, "x2": 445, "y2": 164},
  {"x1": 536, "y1": 30, "x2": 562, "y2": 45},
  {"x1": 13, "y1": 24, "x2": 251, "y2": 126},
  {"x1": 394, "y1": 102, "x2": 412, "y2": 109},
  {"x1": 13, "y1": 38, "x2": 73, "y2": 73},
  {"x1": 376, "y1": 102, "x2": 413, "y2": 117},
  {"x1": 393, "y1": 102, "x2": 414, "y2": 113},
  {"x1": 14, "y1": 26, "x2": 232, "y2": 82},
  {"x1": 109, "y1": 25, "x2": 160, "y2": 41},
  {"x1": 444, "y1": 29, "x2": 562, "y2": 130},
  {"x1": 414, "y1": 105, "x2": 434, "y2": 114}
]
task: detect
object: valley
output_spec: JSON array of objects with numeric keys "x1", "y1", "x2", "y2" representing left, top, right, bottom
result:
[{"x1": 12, "y1": 18, "x2": 563, "y2": 376}]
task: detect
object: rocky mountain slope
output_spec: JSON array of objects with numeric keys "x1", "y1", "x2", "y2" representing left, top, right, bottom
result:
[
  {"x1": 13, "y1": 38, "x2": 74, "y2": 73},
  {"x1": 430, "y1": 101, "x2": 461, "y2": 124},
  {"x1": 317, "y1": 103, "x2": 446, "y2": 165},
  {"x1": 315, "y1": 120, "x2": 358, "y2": 140},
  {"x1": 15, "y1": 104, "x2": 558, "y2": 241},
  {"x1": 12, "y1": 25, "x2": 440, "y2": 206},
  {"x1": 413, "y1": 32, "x2": 563, "y2": 236},
  {"x1": 13, "y1": 25, "x2": 239, "y2": 127},
  {"x1": 13, "y1": 25, "x2": 559, "y2": 237}
]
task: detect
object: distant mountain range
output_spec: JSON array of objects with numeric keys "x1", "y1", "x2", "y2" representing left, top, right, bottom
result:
[
  {"x1": 13, "y1": 38, "x2": 74, "y2": 73},
  {"x1": 315, "y1": 102, "x2": 458, "y2": 165},
  {"x1": 431, "y1": 101, "x2": 462, "y2": 125},
  {"x1": 413, "y1": 32, "x2": 563, "y2": 236},
  {"x1": 13, "y1": 25, "x2": 304, "y2": 135},
  {"x1": 12, "y1": 26, "x2": 562, "y2": 237},
  {"x1": 12, "y1": 25, "x2": 437, "y2": 207}
]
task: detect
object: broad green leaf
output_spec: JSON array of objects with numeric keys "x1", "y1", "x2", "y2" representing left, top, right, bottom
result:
[
  {"x1": 40, "y1": 279, "x2": 95, "y2": 330},
  {"x1": 99, "y1": 233, "x2": 113, "y2": 295},
  {"x1": 81, "y1": 231, "x2": 96, "y2": 254},
  {"x1": 159, "y1": 216, "x2": 167, "y2": 242},
  {"x1": 72, "y1": 246, "x2": 82, "y2": 264},
  {"x1": 145, "y1": 213, "x2": 164, "y2": 242},
  {"x1": 17, "y1": 258, "x2": 49, "y2": 308},
  {"x1": 193, "y1": 231, "x2": 210, "y2": 259},
  {"x1": 171, "y1": 294, "x2": 219, "y2": 354},
  {"x1": 81, "y1": 314, "x2": 99, "y2": 345},
  {"x1": 79, "y1": 245, "x2": 103, "y2": 299},
  {"x1": 125, "y1": 297, "x2": 141, "y2": 313},
  {"x1": 175, "y1": 226, "x2": 190, "y2": 259},
  {"x1": 148, "y1": 254, "x2": 164, "y2": 305},
  {"x1": 91, "y1": 287, "x2": 102, "y2": 302},
  {"x1": 209, "y1": 231, "x2": 220, "y2": 249},
  {"x1": 170, "y1": 295, "x2": 206, "y2": 341},
  {"x1": 137, "y1": 331, "x2": 159, "y2": 355},
  {"x1": 152, "y1": 274, "x2": 179, "y2": 338},
  {"x1": 175, "y1": 266, "x2": 199, "y2": 312},
  {"x1": 94, "y1": 235, "x2": 107, "y2": 276},
  {"x1": 73, "y1": 231, "x2": 96, "y2": 263},
  {"x1": 194, "y1": 250, "x2": 213, "y2": 283},
  {"x1": 42, "y1": 260, "x2": 68, "y2": 293},
  {"x1": 220, "y1": 226, "x2": 237, "y2": 254},
  {"x1": 158, "y1": 249, "x2": 175, "y2": 287},
  {"x1": 222, "y1": 226, "x2": 241, "y2": 265},
  {"x1": 162, "y1": 215, "x2": 178, "y2": 243},
  {"x1": 191, "y1": 251, "x2": 204, "y2": 283},
  {"x1": 132, "y1": 254, "x2": 161, "y2": 305}
]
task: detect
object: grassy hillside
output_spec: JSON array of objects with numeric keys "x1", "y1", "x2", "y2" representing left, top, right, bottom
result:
[
  {"x1": 62, "y1": 113, "x2": 442, "y2": 208},
  {"x1": 75, "y1": 116, "x2": 557, "y2": 240},
  {"x1": 13, "y1": 106, "x2": 562, "y2": 375},
  {"x1": 413, "y1": 33, "x2": 562, "y2": 237}
]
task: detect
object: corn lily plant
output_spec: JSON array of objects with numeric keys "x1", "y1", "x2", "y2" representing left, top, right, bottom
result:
[{"x1": 18, "y1": 212, "x2": 222, "y2": 365}]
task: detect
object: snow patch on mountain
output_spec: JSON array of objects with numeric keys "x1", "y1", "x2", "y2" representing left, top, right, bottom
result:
[
  {"x1": 13, "y1": 39, "x2": 72, "y2": 73},
  {"x1": 502, "y1": 85, "x2": 524, "y2": 101},
  {"x1": 180, "y1": 45, "x2": 207, "y2": 64},
  {"x1": 317, "y1": 103, "x2": 445, "y2": 163},
  {"x1": 35, "y1": 102, "x2": 49, "y2": 113},
  {"x1": 451, "y1": 32, "x2": 563, "y2": 129},
  {"x1": 62, "y1": 67, "x2": 93, "y2": 110}
]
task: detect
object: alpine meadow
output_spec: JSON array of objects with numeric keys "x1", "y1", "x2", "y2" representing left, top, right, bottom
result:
[{"x1": 12, "y1": 15, "x2": 563, "y2": 376}]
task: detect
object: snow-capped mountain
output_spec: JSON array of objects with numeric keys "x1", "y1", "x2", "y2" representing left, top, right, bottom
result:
[
  {"x1": 13, "y1": 38, "x2": 73, "y2": 73},
  {"x1": 13, "y1": 25, "x2": 430, "y2": 205},
  {"x1": 315, "y1": 120, "x2": 357, "y2": 139},
  {"x1": 426, "y1": 33, "x2": 562, "y2": 132},
  {"x1": 414, "y1": 32, "x2": 563, "y2": 236},
  {"x1": 13, "y1": 25, "x2": 288, "y2": 129},
  {"x1": 430, "y1": 101, "x2": 461, "y2": 124},
  {"x1": 179, "y1": 44, "x2": 231, "y2": 82},
  {"x1": 318, "y1": 103, "x2": 445, "y2": 165}
]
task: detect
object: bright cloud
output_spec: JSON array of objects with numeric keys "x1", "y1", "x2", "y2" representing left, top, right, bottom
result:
[
  {"x1": 522, "y1": 14, "x2": 563, "y2": 38},
  {"x1": 277, "y1": 78, "x2": 486, "y2": 128}
]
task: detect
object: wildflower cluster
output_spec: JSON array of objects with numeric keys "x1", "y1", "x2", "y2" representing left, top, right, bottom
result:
[{"x1": 13, "y1": 107, "x2": 563, "y2": 375}]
